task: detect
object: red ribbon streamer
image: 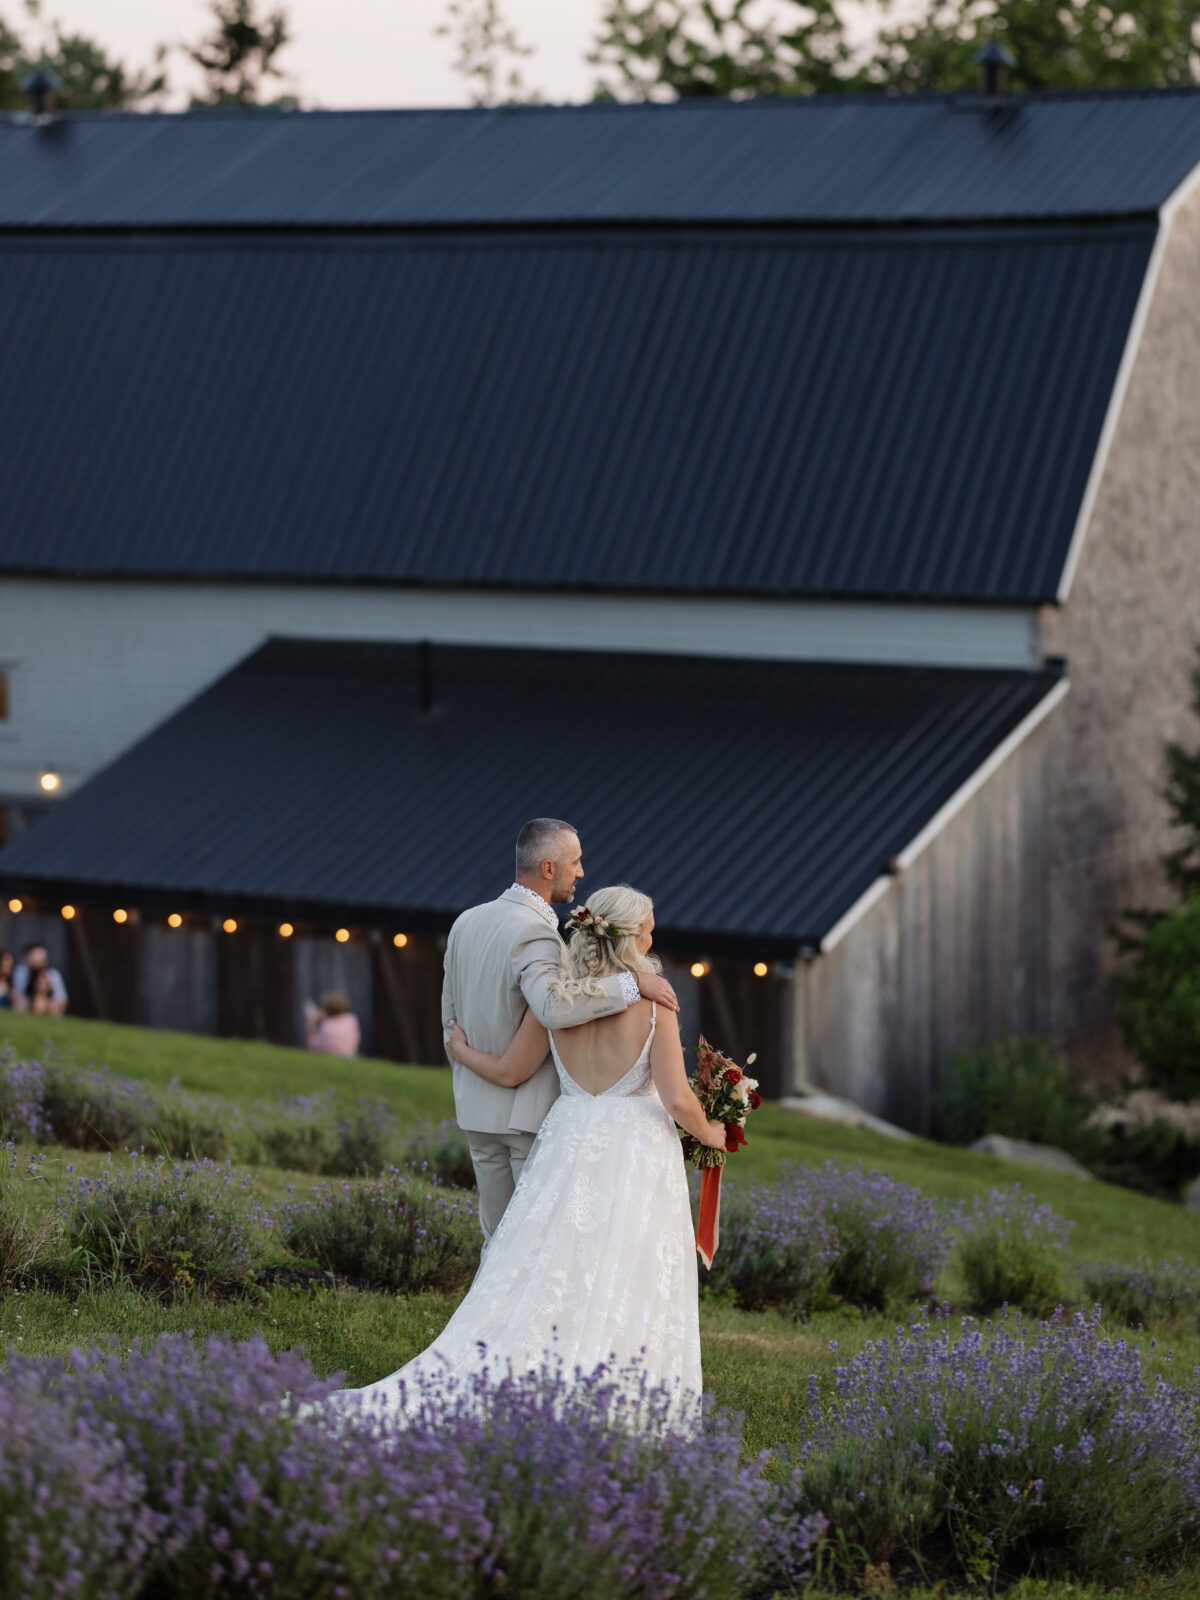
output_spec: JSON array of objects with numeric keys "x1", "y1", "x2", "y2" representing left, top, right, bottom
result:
[{"x1": 696, "y1": 1165, "x2": 722, "y2": 1269}]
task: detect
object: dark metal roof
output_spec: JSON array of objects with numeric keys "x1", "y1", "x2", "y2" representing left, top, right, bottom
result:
[
  {"x1": 2, "y1": 92, "x2": 1200, "y2": 226},
  {"x1": 0, "y1": 639, "x2": 1065, "y2": 950},
  {"x1": 0, "y1": 221, "x2": 1152, "y2": 602}
]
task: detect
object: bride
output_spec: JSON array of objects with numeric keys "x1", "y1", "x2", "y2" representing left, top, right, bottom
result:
[{"x1": 330, "y1": 884, "x2": 726, "y2": 1423}]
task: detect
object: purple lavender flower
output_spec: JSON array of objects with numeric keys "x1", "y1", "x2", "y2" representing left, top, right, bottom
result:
[
  {"x1": 0, "y1": 1051, "x2": 51, "y2": 1142},
  {"x1": 954, "y1": 1184, "x2": 1072, "y2": 1314}
]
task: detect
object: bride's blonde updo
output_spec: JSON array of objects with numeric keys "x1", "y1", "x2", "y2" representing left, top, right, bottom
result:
[{"x1": 554, "y1": 884, "x2": 657, "y2": 996}]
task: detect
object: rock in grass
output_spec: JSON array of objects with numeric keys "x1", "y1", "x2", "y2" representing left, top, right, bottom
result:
[
  {"x1": 970, "y1": 1132, "x2": 1092, "y2": 1178},
  {"x1": 777, "y1": 1092, "x2": 915, "y2": 1141}
]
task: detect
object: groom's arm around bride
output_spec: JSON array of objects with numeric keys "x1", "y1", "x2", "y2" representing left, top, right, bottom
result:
[{"x1": 442, "y1": 818, "x2": 678, "y2": 1243}]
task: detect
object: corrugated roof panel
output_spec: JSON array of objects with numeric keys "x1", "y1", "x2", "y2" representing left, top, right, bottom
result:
[
  {"x1": 0, "y1": 641, "x2": 1064, "y2": 947},
  {"x1": 0, "y1": 223, "x2": 1153, "y2": 601},
  {"x1": 0, "y1": 93, "x2": 1199, "y2": 227}
]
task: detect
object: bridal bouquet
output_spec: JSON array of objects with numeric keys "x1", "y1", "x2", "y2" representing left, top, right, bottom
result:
[{"x1": 679, "y1": 1037, "x2": 760, "y2": 1269}]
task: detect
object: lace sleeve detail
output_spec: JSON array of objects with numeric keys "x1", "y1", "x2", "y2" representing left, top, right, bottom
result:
[{"x1": 617, "y1": 970, "x2": 640, "y2": 1008}]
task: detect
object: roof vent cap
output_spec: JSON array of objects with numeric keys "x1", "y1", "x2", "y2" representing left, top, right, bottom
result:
[
  {"x1": 21, "y1": 66, "x2": 62, "y2": 121},
  {"x1": 972, "y1": 41, "x2": 1016, "y2": 96}
]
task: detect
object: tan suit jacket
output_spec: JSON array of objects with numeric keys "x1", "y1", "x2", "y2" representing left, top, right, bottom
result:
[{"x1": 442, "y1": 887, "x2": 630, "y2": 1135}]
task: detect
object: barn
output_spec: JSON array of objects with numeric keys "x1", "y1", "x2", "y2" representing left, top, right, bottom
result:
[{"x1": 0, "y1": 89, "x2": 1198, "y2": 1121}]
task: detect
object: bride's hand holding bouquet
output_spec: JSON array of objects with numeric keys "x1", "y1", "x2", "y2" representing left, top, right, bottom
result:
[{"x1": 678, "y1": 1037, "x2": 761, "y2": 1268}]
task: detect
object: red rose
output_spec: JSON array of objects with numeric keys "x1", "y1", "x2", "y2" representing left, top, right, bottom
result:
[
  {"x1": 723, "y1": 1122, "x2": 747, "y2": 1153},
  {"x1": 723, "y1": 1068, "x2": 742, "y2": 1084},
  {"x1": 749, "y1": 1091, "x2": 762, "y2": 1109}
]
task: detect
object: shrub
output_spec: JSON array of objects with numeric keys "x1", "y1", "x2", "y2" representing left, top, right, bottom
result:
[
  {"x1": 402, "y1": 1119, "x2": 477, "y2": 1189},
  {"x1": 932, "y1": 1036, "x2": 1098, "y2": 1158},
  {"x1": 956, "y1": 1185, "x2": 1072, "y2": 1316},
  {"x1": 1113, "y1": 899, "x2": 1200, "y2": 1100},
  {"x1": 1090, "y1": 1115, "x2": 1200, "y2": 1200},
  {"x1": 65, "y1": 1155, "x2": 274, "y2": 1291},
  {"x1": 0, "y1": 1052, "x2": 51, "y2": 1142},
  {"x1": 0, "y1": 1355, "x2": 161, "y2": 1600},
  {"x1": 250, "y1": 1093, "x2": 395, "y2": 1177},
  {"x1": 1081, "y1": 1259, "x2": 1200, "y2": 1330},
  {"x1": 791, "y1": 1161, "x2": 953, "y2": 1309},
  {"x1": 40, "y1": 1053, "x2": 157, "y2": 1151},
  {"x1": 280, "y1": 1166, "x2": 478, "y2": 1294},
  {"x1": 2, "y1": 1337, "x2": 797, "y2": 1600},
  {"x1": 786, "y1": 1308, "x2": 1200, "y2": 1585},
  {"x1": 699, "y1": 1173, "x2": 837, "y2": 1313},
  {"x1": 149, "y1": 1082, "x2": 235, "y2": 1163}
]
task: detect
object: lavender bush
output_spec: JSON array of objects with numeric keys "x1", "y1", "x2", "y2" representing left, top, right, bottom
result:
[
  {"x1": 65, "y1": 1155, "x2": 274, "y2": 1291},
  {"x1": 1, "y1": 1336, "x2": 803, "y2": 1600},
  {"x1": 250, "y1": 1092, "x2": 396, "y2": 1177},
  {"x1": 1081, "y1": 1259, "x2": 1200, "y2": 1331},
  {"x1": 0, "y1": 1143, "x2": 59, "y2": 1281},
  {"x1": 280, "y1": 1165, "x2": 478, "y2": 1294},
  {"x1": 799, "y1": 1162, "x2": 953, "y2": 1309},
  {"x1": 0, "y1": 1355, "x2": 161, "y2": 1600},
  {"x1": 956, "y1": 1185, "x2": 1073, "y2": 1315},
  {"x1": 699, "y1": 1173, "x2": 838, "y2": 1313},
  {"x1": 787, "y1": 1308, "x2": 1200, "y2": 1584},
  {"x1": 0, "y1": 1051, "x2": 52, "y2": 1141},
  {"x1": 39, "y1": 1054, "x2": 158, "y2": 1152},
  {"x1": 402, "y1": 1118, "x2": 477, "y2": 1189}
]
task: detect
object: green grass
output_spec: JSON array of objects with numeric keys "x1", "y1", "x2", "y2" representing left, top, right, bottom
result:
[{"x1": 5, "y1": 1015, "x2": 1200, "y2": 1597}]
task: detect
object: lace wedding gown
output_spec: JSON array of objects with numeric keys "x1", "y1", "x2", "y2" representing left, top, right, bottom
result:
[{"x1": 332, "y1": 1004, "x2": 701, "y2": 1422}]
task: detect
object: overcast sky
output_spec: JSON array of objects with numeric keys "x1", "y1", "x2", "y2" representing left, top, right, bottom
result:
[{"x1": 44, "y1": 0, "x2": 605, "y2": 108}]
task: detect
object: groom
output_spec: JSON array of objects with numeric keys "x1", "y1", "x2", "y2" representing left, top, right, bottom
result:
[{"x1": 442, "y1": 817, "x2": 679, "y2": 1244}]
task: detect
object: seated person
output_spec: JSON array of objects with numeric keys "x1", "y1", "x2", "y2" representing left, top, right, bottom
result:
[
  {"x1": 305, "y1": 990, "x2": 360, "y2": 1057},
  {"x1": 26, "y1": 967, "x2": 58, "y2": 1016},
  {"x1": 12, "y1": 942, "x2": 67, "y2": 1015},
  {"x1": 0, "y1": 948, "x2": 13, "y2": 1010}
]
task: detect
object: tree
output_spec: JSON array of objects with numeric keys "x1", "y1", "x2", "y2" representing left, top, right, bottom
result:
[
  {"x1": 187, "y1": 0, "x2": 293, "y2": 108},
  {"x1": 1162, "y1": 647, "x2": 1200, "y2": 899},
  {"x1": 1113, "y1": 899, "x2": 1200, "y2": 1100},
  {"x1": 0, "y1": 1, "x2": 166, "y2": 111},
  {"x1": 589, "y1": 0, "x2": 853, "y2": 99},
  {"x1": 437, "y1": 0, "x2": 539, "y2": 106},
  {"x1": 864, "y1": 0, "x2": 1200, "y2": 92}
]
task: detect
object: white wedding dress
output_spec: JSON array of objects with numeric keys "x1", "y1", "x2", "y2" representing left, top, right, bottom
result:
[{"x1": 332, "y1": 1004, "x2": 702, "y2": 1424}]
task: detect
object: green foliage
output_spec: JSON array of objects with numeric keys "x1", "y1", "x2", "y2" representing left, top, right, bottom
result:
[
  {"x1": 933, "y1": 1036, "x2": 1099, "y2": 1160},
  {"x1": 186, "y1": 0, "x2": 293, "y2": 107},
  {"x1": 1090, "y1": 1116, "x2": 1200, "y2": 1200},
  {"x1": 437, "y1": 0, "x2": 538, "y2": 106},
  {"x1": 281, "y1": 1167, "x2": 478, "y2": 1295},
  {"x1": 1162, "y1": 646, "x2": 1200, "y2": 900},
  {"x1": 249, "y1": 1092, "x2": 396, "y2": 1176},
  {"x1": 590, "y1": 0, "x2": 852, "y2": 99},
  {"x1": 957, "y1": 1189, "x2": 1073, "y2": 1316},
  {"x1": 401, "y1": 1119, "x2": 477, "y2": 1189},
  {"x1": 1112, "y1": 899, "x2": 1200, "y2": 1100},
  {"x1": 0, "y1": 1, "x2": 165, "y2": 111}
]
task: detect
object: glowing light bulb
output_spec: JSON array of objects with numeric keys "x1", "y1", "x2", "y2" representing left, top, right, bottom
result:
[
  {"x1": 278, "y1": 922, "x2": 294, "y2": 938},
  {"x1": 39, "y1": 771, "x2": 60, "y2": 793},
  {"x1": 222, "y1": 918, "x2": 237, "y2": 934},
  {"x1": 753, "y1": 961, "x2": 769, "y2": 978},
  {"x1": 7, "y1": 898, "x2": 21, "y2": 914},
  {"x1": 393, "y1": 933, "x2": 408, "y2": 949},
  {"x1": 690, "y1": 961, "x2": 708, "y2": 979},
  {"x1": 335, "y1": 927, "x2": 350, "y2": 944},
  {"x1": 113, "y1": 908, "x2": 128, "y2": 924},
  {"x1": 61, "y1": 904, "x2": 75, "y2": 920},
  {"x1": 167, "y1": 913, "x2": 183, "y2": 929}
]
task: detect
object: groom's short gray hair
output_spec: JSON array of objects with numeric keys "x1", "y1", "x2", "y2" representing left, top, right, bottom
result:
[{"x1": 515, "y1": 817, "x2": 577, "y2": 875}]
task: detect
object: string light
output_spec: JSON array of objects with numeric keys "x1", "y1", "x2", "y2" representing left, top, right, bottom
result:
[
  {"x1": 61, "y1": 905, "x2": 75, "y2": 920},
  {"x1": 753, "y1": 961, "x2": 769, "y2": 978},
  {"x1": 7, "y1": 898, "x2": 21, "y2": 914},
  {"x1": 167, "y1": 914, "x2": 183, "y2": 929},
  {"x1": 38, "y1": 772, "x2": 60, "y2": 793},
  {"x1": 113, "y1": 908, "x2": 128, "y2": 924},
  {"x1": 222, "y1": 918, "x2": 237, "y2": 934},
  {"x1": 335, "y1": 927, "x2": 350, "y2": 943},
  {"x1": 393, "y1": 933, "x2": 408, "y2": 949},
  {"x1": 690, "y1": 961, "x2": 708, "y2": 979},
  {"x1": 278, "y1": 922, "x2": 294, "y2": 938}
]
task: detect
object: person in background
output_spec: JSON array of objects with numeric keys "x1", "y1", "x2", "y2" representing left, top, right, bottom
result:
[
  {"x1": 305, "y1": 990, "x2": 360, "y2": 1057},
  {"x1": 12, "y1": 942, "x2": 67, "y2": 1015},
  {"x1": 0, "y1": 948, "x2": 13, "y2": 1009},
  {"x1": 26, "y1": 967, "x2": 58, "y2": 1016}
]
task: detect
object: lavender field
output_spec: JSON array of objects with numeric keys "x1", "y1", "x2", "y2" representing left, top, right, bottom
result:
[{"x1": 2, "y1": 1013, "x2": 1200, "y2": 1599}]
